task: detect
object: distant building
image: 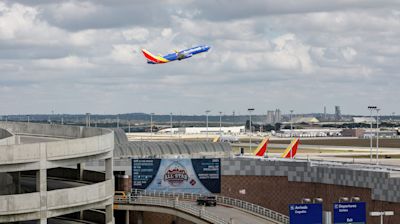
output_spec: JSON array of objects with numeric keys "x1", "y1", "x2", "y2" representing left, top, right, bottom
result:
[
  {"x1": 278, "y1": 128, "x2": 341, "y2": 137},
  {"x1": 335, "y1": 106, "x2": 342, "y2": 121},
  {"x1": 266, "y1": 111, "x2": 275, "y2": 124},
  {"x1": 274, "y1": 109, "x2": 282, "y2": 123},
  {"x1": 293, "y1": 117, "x2": 320, "y2": 124},
  {"x1": 342, "y1": 128, "x2": 365, "y2": 137},
  {"x1": 324, "y1": 106, "x2": 327, "y2": 120},
  {"x1": 158, "y1": 126, "x2": 245, "y2": 134},
  {"x1": 352, "y1": 117, "x2": 376, "y2": 123}
]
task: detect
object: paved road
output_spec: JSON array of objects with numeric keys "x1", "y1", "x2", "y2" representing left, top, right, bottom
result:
[
  {"x1": 200, "y1": 203, "x2": 274, "y2": 224},
  {"x1": 24, "y1": 218, "x2": 97, "y2": 224},
  {"x1": 19, "y1": 135, "x2": 63, "y2": 144},
  {"x1": 131, "y1": 197, "x2": 276, "y2": 224},
  {"x1": 20, "y1": 176, "x2": 86, "y2": 192}
]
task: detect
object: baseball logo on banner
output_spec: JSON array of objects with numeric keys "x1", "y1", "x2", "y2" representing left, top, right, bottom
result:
[{"x1": 163, "y1": 161, "x2": 189, "y2": 186}]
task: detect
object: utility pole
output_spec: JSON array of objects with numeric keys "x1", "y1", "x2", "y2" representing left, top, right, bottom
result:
[
  {"x1": 205, "y1": 110, "x2": 210, "y2": 142},
  {"x1": 290, "y1": 110, "x2": 294, "y2": 137},
  {"x1": 150, "y1": 113, "x2": 155, "y2": 134},
  {"x1": 170, "y1": 113, "x2": 173, "y2": 138},
  {"x1": 248, "y1": 108, "x2": 255, "y2": 153},
  {"x1": 219, "y1": 111, "x2": 222, "y2": 136},
  {"x1": 368, "y1": 106, "x2": 376, "y2": 164},
  {"x1": 376, "y1": 108, "x2": 380, "y2": 165}
]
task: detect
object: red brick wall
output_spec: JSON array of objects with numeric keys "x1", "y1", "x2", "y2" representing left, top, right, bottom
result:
[
  {"x1": 130, "y1": 211, "x2": 195, "y2": 224},
  {"x1": 220, "y1": 175, "x2": 400, "y2": 224}
]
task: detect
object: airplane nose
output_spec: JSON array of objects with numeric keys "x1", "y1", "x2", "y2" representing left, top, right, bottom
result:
[{"x1": 204, "y1": 45, "x2": 210, "y2": 51}]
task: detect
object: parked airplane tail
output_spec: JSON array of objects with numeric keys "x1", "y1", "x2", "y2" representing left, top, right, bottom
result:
[
  {"x1": 281, "y1": 138, "x2": 300, "y2": 158},
  {"x1": 253, "y1": 137, "x2": 270, "y2": 156},
  {"x1": 141, "y1": 49, "x2": 169, "y2": 64}
]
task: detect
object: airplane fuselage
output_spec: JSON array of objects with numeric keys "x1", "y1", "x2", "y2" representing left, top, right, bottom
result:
[{"x1": 142, "y1": 45, "x2": 210, "y2": 64}]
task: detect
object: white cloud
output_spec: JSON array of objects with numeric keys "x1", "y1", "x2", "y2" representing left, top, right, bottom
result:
[
  {"x1": 267, "y1": 34, "x2": 314, "y2": 73},
  {"x1": 122, "y1": 27, "x2": 150, "y2": 42},
  {"x1": 161, "y1": 28, "x2": 173, "y2": 37},
  {"x1": 110, "y1": 44, "x2": 138, "y2": 64},
  {"x1": 0, "y1": 2, "x2": 65, "y2": 45},
  {"x1": 34, "y1": 56, "x2": 95, "y2": 69},
  {"x1": 341, "y1": 47, "x2": 357, "y2": 62},
  {"x1": 49, "y1": 1, "x2": 98, "y2": 23}
]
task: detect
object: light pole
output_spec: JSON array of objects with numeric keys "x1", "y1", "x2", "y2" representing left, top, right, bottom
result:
[
  {"x1": 86, "y1": 113, "x2": 91, "y2": 127},
  {"x1": 368, "y1": 106, "x2": 376, "y2": 164},
  {"x1": 219, "y1": 112, "x2": 222, "y2": 136},
  {"x1": 27, "y1": 115, "x2": 30, "y2": 124},
  {"x1": 170, "y1": 113, "x2": 173, "y2": 138},
  {"x1": 376, "y1": 108, "x2": 380, "y2": 165},
  {"x1": 150, "y1": 113, "x2": 155, "y2": 135},
  {"x1": 248, "y1": 108, "x2": 255, "y2": 152},
  {"x1": 290, "y1": 110, "x2": 294, "y2": 137},
  {"x1": 370, "y1": 211, "x2": 394, "y2": 224},
  {"x1": 205, "y1": 110, "x2": 210, "y2": 142}
]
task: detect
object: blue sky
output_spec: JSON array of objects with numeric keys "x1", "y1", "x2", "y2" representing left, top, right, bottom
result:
[{"x1": 0, "y1": 1, "x2": 399, "y2": 116}]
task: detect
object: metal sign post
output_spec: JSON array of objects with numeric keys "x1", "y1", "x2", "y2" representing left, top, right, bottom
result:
[{"x1": 370, "y1": 211, "x2": 394, "y2": 224}]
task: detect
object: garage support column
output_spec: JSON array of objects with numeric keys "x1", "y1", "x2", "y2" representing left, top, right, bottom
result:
[
  {"x1": 105, "y1": 158, "x2": 113, "y2": 223},
  {"x1": 36, "y1": 169, "x2": 47, "y2": 224},
  {"x1": 11, "y1": 172, "x2": 21, "y2": 194},
  {"x1": 125, "y1": 210, "x2": 130, "y2": 224},
  {"x1": 105, "y1": 204, "x2": 113, "y2": 224},
  {"x1": 137, "y1": 211, "x2": 143, "y2": 224},
  {"x1": 105, "y1": 158, "x2": 113, "y2": 180},
  {"x1": 77, "y1": 163, "x2": 85, "y2": 181},
  {"x1": 77, "y1": 162, "x2": 85, "y2": 220},
  {"x1": 37, "y1": 143, "x2": 47, "y2": 224}
]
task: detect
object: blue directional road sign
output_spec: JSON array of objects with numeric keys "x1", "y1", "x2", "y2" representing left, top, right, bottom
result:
[
  {"x1": 289, "y1": 203, "x2": 323, "y2": 224},
  {"x1": 333, "y1": 202, "x2": 366, "y2": 224}
]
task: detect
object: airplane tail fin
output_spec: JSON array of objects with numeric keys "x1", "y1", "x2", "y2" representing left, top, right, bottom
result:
[
  {"x1": 212, "y1": 136, "x2": 220, "y2": 142},
  {"x1": 141, "y1": 49, "x2": 169, "y2": 64},
  {"x1": 281, "y1": 138, "x2": 300, "y2": 158},
  {"x1": 253, "y1": 137, "x2": 269, "y2": 156}
]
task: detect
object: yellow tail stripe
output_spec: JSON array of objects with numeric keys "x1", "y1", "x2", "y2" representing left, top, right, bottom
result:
[
  {"x1": 253, "y1": 137, "x2": 269, "y2": 155},
  {"x1": 281, "y1": 139, "x2": 298, "y2": 158}
]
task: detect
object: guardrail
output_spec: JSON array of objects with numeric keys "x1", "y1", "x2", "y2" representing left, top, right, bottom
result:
[
  {"x1": 115, "y1": 195, "x2": 229, "y2": 224},
  {"x1": 126, "y1": 189, "x2": 289, "y2": 224}
]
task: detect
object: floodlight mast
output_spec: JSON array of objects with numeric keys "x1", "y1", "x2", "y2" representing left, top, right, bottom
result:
[{"x1": 248, "y1": 108, "x2": 255, "y2": 152}]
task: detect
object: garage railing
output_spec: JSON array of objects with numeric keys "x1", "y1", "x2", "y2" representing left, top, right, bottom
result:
[
  {"x1": 115, "y1": 195, "x2": 229, "y2": 224},
  {"x1": 128, "y1": 189, "x2": 289, "y2": 224}
]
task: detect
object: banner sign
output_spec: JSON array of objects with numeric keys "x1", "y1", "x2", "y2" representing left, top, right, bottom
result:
[
  {"x1": 289, "y1": 203, "x2": 323, "y2": 224},
  {"x1": 132, "y1": 158, "x2": 221, "y2": 193},
  {"x1": 333, "y1": 202, "x2": 366, "y2": 224}
]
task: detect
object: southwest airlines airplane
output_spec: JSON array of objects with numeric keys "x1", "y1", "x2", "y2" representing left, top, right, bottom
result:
[{"x1": 141, "y1": 45, "x2": 211, "y2": 64}]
